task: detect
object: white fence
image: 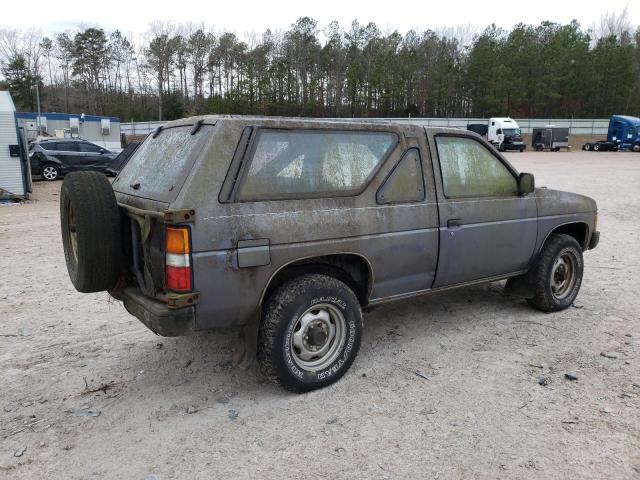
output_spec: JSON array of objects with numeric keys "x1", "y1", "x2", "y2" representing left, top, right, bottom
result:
[{"x1": 121, "y1": 118, "x2": 611, "y2": 136}]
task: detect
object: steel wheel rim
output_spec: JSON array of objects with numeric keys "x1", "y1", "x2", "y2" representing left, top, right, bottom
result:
[
  {"x1": 550, "y1": 252, "x2": 576, "y2": 300},
  {"x1": 42, "y1": 166, "x2": 57, "y2": 180},
  {"x1": 67, "y1": 202, "x2": 78, "y2": 267},
  {"x1": 290, "y1": 303, "x2": 347, "y2": 372}
]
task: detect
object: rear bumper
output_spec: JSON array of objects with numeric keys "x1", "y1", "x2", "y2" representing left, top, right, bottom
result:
[
  {"x1": 122, "y1": 287, "x2": 195, "y2": 336},
  {"x1": 589, "y1": 230, "x2": 600, "y2": 250}
]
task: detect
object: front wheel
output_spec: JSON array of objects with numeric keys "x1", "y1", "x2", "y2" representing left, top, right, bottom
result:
[
  {"x1": 632, "y1": 144, "x2": 640, "y2": 153},
  {"x1": 526, "y1": 234, "x2": 584, "y2": 313},
  {"x1": 41, "y1": 164, "x2": 60, "y2": 181},
  {"x1": 258, "y1": 274, "x2": 363, "y2": 392}
]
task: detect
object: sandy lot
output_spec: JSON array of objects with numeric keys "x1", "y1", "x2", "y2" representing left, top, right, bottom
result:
[{"x1": 1, "y1": 151, "x2": 639, "y2": 479}]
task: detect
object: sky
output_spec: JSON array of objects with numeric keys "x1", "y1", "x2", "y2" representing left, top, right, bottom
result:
[{"x1": 1, "y1": 0, "x2": 637, "y2": 40}]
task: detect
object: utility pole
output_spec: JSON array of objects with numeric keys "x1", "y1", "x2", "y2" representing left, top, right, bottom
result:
[
  {"x1": 35, "y1": 80, "x2": 42, "y2": 135},
  {"x1": 158, "y1": 79, "x2": 163, "y2": 121}
]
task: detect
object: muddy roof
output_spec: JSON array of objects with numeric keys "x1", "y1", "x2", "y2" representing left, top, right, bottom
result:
[{"x1": 159, "y1": 115, "x2": 468, "y2": 134}]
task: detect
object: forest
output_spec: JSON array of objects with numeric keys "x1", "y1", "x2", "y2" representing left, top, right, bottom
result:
[{"x1": 0, "y1": 11, "x2": 638, "y2": 121}]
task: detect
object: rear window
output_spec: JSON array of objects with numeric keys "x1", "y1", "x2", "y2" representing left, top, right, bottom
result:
[
  {"x1": 113, "y1": 126, "x2": 208, "y2": 202},
  {"x1": 237, "y1": 129, "x2": 397, "y2": 200}
]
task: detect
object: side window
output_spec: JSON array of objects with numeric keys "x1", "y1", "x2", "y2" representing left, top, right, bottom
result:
[
  {"x1": 377, "y1": 148, "x2": 424, "y2": 204},
  {"x1": 42, "y1": 143, "x2": 57, "y2": 151},
  {"x1": 57, "y1": 142, "x2": 79, "y2": 152},
  {"x1": 237, "y1": 129, "x2": 396, "y2": 200},
  {"x1": 435, "y1": 136, "x2": 517, "y2": 198},
  {"x1": 78, "y1": 142, "x2": 102, "y2": 153}
]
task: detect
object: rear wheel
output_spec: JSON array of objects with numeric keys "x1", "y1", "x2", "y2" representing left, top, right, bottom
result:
[
  {"x1": 583, "y1": 143, "x2": 591, "y2": 151},
  {"x1": 60, "y1": 171, "x2": 123, "y2": 293},
  {"x1": 593, "y1": 144, "x2": 600, "y2": 151},
  {"x1": 41, "y1": 164, "x2": 60, "y2": 181},
  {"x1": 526, "y1": 234, "x2": 584, "y2": 313},
  {"x1": 257, "y1": 274, "x2": 363, "y2": 392}
]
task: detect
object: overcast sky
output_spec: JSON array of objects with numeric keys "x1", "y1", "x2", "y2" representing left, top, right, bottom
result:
[{"x1": 1, "y1": 0, "x2": 637, "y2": 40}]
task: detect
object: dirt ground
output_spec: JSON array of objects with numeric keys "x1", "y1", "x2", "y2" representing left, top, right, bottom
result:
[{"x1": 1, "y1": 150, "x2": 639, "y2": 479}]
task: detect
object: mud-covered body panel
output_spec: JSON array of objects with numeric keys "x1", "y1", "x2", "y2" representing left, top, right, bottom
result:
[
  {"x1": 111, "y1": 116, "x2": 598, "y2": 333},
  {"x1": 534, "y1": 188, "x2": 598, "y2": 251}
]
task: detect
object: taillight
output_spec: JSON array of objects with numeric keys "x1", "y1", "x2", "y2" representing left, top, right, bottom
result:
[{"x1": 165, "y1": 226, "x2": 192, "y2": 292}]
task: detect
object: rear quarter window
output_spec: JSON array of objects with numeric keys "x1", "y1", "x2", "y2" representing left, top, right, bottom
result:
[
  {"x1": 113, "y1": 126, "x2": 209, "y2": 202},
  {"x1": 237, "y1": 129, "x2": 397, "y2": 200}
]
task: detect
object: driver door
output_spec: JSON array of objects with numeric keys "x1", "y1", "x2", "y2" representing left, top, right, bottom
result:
[{"x1": 428, "y1": 132, "x2": 537, "y2": 287}]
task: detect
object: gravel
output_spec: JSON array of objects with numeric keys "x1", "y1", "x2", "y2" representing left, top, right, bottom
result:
[{"x1": 1, "y1": 151, "x2": 639, "y2": 479}]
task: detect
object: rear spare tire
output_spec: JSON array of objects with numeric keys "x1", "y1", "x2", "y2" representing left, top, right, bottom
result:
[{"x1": 60, "y1": 171, "x2": 122, "y2": 293}]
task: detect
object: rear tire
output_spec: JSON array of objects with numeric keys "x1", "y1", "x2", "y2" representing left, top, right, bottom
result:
[
  {"x1": 593, "y1": 144, "x2": 600, "y2": 151},
  {"x1": 583, "y1": 143, "x2": 591, "y2": 151},
  {"x1": 257, "y1": 274, "x2": 363, "y2": 392},
  {"x1": 526, "y1": 234, "x2": 584, "y2": 313},
  {"x1": 60, "y1": 172, "x2": 123, "y2": 293}
]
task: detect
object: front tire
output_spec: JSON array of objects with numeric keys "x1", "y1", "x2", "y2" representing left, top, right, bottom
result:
[
  {"x1": 632, "y1": 144, "x2": 640, "y2": 153},
  {"x1": 258, "y1": 274, "x2": 363, "y2": 392},
  {"x1": 41, "y1": 164, "x2": 60, "y2": 181},
  {"x1": 526, "y1": 234, "x2": 584, "y2": 313}
]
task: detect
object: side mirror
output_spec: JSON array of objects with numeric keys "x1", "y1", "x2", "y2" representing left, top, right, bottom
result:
[
  {"x1": 518, "y1": 172, "x2": 535, "y2": 195},
  {"x1": 99, "y1": 148, "x2": 106, "y2": 154}
]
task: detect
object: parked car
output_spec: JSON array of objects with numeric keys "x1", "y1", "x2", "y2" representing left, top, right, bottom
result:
[
  {"x1": 29, "y1": 139, "x2": 118, "y2": 181},
  {"x1": 59, "y1": 116, "x2": 600, "y2": 392}
]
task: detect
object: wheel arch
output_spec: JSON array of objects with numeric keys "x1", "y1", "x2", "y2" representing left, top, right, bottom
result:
[
  {"x1": 259, "y1": 253, "x2": 374, "y2": 309},
  {"x1": 541, "y1": 221, "x2": 590, "y2": 251}
]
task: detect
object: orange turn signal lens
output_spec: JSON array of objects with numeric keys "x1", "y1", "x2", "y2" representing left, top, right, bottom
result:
[{"x1": 166, "y1": 227, "x2": 190, "y2": 254}]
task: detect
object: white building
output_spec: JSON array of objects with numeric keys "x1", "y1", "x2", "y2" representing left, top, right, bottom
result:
[{"x1": 0, "y1": 91, "x2": 31, "y2": 198}]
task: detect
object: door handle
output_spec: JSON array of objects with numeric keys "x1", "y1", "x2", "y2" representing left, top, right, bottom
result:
[{"x1": 447, "y1": 218, "x2": 462, "y2": 229}]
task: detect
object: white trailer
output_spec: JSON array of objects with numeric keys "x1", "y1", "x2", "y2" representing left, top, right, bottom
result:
[
  {"x1": 488, "y1": 117, "x2": 526, "y2": 152},
  {"x1": 0, "y1": 91, "x2": 31, "y2": 198}
]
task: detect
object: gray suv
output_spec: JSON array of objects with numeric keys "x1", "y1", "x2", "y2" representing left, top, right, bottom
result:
[{"x1": 59, "y1": 116, "x2": 599, "y2": 392}]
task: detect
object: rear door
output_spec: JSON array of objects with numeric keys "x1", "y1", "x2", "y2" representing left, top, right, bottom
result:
[
  {"x1": 77, "y1": 142, "x2": 109, "y2": 171},
  {"x1": 428, "y1": 131, "x2": 537, "y2": 287},
  {"x1": 55, "y1": 141, "x2": 81, "y2": 169}
]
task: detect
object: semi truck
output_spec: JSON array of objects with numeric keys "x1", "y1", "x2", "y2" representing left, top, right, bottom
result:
[
  {"x1": 583, "y1": 115, "x2": 640, "y2": 152},
  {"x1": 488, "y1": 118, "x2": 526, "y2": 152}
]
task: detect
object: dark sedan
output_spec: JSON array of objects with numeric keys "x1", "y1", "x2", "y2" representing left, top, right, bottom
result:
[{"x1": 30, "y1": 139, "x2": 118, "y2": 181}]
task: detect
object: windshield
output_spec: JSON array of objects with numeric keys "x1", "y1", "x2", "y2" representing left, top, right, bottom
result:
[
  {"x1": 113, "y1": 125, "x2": 209, "y2": 202},
  {"x1": 503, "y1": 128, "x2": 521, "y2": 136}
]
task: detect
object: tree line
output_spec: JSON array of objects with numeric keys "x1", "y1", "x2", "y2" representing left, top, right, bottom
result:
[{"x1": 1, "y1": 12, "x2": 638, "y2": 122}]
